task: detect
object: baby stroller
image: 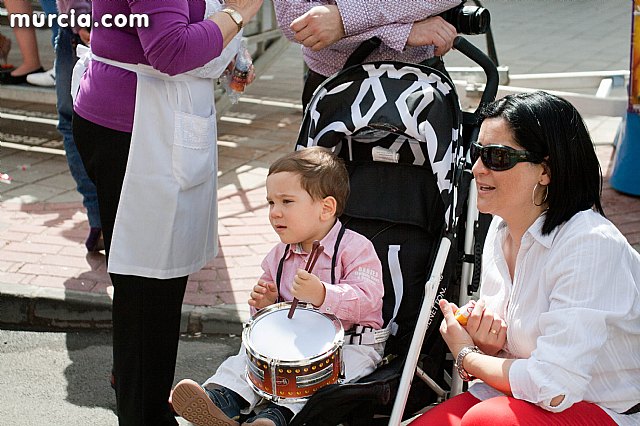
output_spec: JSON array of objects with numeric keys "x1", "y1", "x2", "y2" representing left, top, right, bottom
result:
[{"x1": 286, "y1": 36, "x2": 499, "y2": 426}]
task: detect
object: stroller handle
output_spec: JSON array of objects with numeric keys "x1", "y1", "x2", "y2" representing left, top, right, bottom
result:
[{"x1": 453, "y1": 36, "x2": 499, "y2": 107}]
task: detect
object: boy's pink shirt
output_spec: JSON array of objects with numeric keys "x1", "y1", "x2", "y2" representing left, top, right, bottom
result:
[{"x1": 256, "y1": 220, "x2": 384, "y2": 331}]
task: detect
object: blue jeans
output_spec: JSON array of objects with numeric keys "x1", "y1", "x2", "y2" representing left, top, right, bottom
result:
[
  {"x1": 55, "y1": 28, "x2": 101, "y2": 228},
  {"x1": 39, "y1": 0, "x2": 59, "y2": 48}
]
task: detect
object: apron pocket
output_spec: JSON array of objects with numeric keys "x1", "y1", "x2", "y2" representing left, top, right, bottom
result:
[{"x1": 173, "y1": 110, "x2": 216, "y2": 190}]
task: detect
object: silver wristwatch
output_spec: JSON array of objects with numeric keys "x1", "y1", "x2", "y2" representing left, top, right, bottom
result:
[{"x1": 456, "y1": 346, "x2": 483, "y2": 381}]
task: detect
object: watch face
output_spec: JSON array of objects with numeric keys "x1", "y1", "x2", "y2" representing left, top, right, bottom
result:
[
  {"x1": 234, "y1": 12, "x2": 243, "y2": 27},
  {"x1": 226, "y1": 9, "x2": 243, "y2": 28}
]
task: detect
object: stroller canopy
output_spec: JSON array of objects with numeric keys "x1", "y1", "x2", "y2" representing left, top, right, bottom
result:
[{"x1": 296, "y1": 61, "x2": 463, "y2": 228}]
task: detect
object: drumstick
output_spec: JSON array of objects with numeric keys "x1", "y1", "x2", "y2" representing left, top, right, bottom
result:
[
  {"x1": 305, "y1": 240, "x2": 322, "y2": 275},
  {"x1": 306, "y1": 244, "x2": 324, "y2": 274},
  {"x1": 288, "y1": 241, "x2": 324, "y2": 319},
  {"x1": 288, "y1": 241, "x2": 322, "y2": 318}
]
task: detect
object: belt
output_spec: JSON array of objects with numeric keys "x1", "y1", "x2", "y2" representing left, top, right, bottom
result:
[{"x1": 623, "y1": 402, "x2": 640, "y2": 415}]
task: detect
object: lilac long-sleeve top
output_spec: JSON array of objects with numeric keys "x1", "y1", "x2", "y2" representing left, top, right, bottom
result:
[
  {"x1": 256, "y1": 220, "x2": 384, "y2": 331},
  {"x1": 73, "y1": 0, "x2": 223, "y2": 132},
  {"x1": 273, "y1": 0, "x2": 462, "y2": 77}
]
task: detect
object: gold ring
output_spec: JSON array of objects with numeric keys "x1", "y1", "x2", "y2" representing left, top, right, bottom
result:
[{"x1": 490, "y1": 329, "x2": 498, "y2": 334}]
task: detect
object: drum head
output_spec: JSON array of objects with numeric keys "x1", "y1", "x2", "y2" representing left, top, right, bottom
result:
[{"x1": 248, "y1": 308, "x2": 337, "y2": 361}]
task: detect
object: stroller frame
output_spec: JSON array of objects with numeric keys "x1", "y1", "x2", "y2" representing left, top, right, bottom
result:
[
  {"x1": 288, "y1": 36, "x2": 499, "y2": 426},
  {"x1": 389, "y1": 38, "x2": 499, "y2": 424}
]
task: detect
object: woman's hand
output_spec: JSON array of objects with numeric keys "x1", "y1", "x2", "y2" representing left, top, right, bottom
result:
[
  {"x1": 248, "y1": 279, "x2": 278, "y2": 309},
  {"x1": 464, "y1": 299, "x2": 507, "y2": 356},
  {"x1": 213, "y1": 1, "x2": 264, "y2": 52},
  {"x1": 78, "y1": 28, "x2": 91, "y2": 46},
  {"x1": 292, "y1": 269, "x2": 326, "y2": 307},
  {"x1": 439, "y1": 299, "x2": 475, "y2": 358},
  {"x1": 225, "y1": 0, "x2": 264, "y2": 23}
]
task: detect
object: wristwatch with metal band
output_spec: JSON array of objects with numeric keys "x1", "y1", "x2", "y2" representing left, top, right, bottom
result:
[
  {"x1": 456, "y1": 346, "x2": 483, "y2": 381},
  {"x1": 221, "y1": 8, "x2": 243, "y2": 33}
]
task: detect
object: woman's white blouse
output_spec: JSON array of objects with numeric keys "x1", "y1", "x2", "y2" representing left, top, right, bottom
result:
[{"x1": 470, "y1": 210, "x2": 640, "y2": 425}]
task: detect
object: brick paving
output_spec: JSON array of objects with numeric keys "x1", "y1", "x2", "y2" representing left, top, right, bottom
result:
[
  {"x1": 2, "y1": 143, "x2": 636, "y2": 308},
  {"x1": 1, "y1": 1, "x2": 639, "y2": 326},
  {"x1": 0, "y1": 49, "x2": 303, "y2": 307}
]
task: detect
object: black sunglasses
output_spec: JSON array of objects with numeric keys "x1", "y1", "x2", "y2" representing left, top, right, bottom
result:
[{"x1": 470, "y1": 142, "x2": 543, "y2": 171}]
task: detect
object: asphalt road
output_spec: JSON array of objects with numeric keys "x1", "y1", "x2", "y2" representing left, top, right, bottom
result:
[{"x1": 0, "y1": 328, "x2": 241, "y2": 425}]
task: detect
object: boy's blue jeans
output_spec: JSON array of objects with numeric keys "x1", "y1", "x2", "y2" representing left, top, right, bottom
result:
[{"x1": 55, "y1": 27, "x2": 101, "y2": 228}]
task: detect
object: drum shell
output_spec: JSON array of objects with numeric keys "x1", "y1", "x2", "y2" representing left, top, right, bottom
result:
[{"x1": 243, "y1": 302, "x2": 344, "y2": 402}]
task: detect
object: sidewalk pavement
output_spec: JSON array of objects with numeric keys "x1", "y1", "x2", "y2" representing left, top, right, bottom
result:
[
  {"x1": 1, "y1": 1, "x2": 639, "y2": 334},
  {"x1": 0, "y1": 42, "x2": 304, "y2": 333}
]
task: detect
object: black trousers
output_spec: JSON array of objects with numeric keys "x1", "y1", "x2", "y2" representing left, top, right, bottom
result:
[
  {"x1": 301, "y1": 68, "x2": 328, "y2": 112},
  {"x1": 73, "y1": 112, "x2": 187, "y2": 426}
]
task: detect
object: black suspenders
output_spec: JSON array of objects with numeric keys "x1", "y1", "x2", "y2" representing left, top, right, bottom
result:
[
  {"x1": 331, "y1": 223, "x2": 347, "y2": 284},
  {"x1": 275, "y1": 244, "x2": 290, "y2": 303},
  {"x1": 275, "y1": 223, "x2": 346, "y2": 301}
]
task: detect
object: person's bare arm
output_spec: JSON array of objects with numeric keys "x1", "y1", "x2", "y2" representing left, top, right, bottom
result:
[
  {"x1": 439, "y1": 299, "x2": 514, "y2": 395},
  {"x1": 208, "y1": 0, "x2": 264, "y2": 47}
]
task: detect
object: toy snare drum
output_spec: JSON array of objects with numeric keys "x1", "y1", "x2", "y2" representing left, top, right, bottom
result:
[{"x1": 243, "y1": 302, "x2": 344, "y2": 402}]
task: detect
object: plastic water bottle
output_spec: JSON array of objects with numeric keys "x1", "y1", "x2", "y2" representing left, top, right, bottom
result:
[{"x1": 229, "y1": 41, "x2": 251, "y2": 94}]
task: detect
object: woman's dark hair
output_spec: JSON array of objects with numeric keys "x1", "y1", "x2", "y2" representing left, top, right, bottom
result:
[{"x1": 479, "y1": 91, "x2": 604, "y2": 234}]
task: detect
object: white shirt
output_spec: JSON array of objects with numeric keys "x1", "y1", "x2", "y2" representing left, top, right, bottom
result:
[{"x1": 469, "y1": 210, "x2": 640, "y2": 425}]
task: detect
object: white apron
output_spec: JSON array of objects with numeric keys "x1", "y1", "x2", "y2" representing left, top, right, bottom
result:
[{"x1": 72, "y1": 7, "x2": 242, "y2": 279}]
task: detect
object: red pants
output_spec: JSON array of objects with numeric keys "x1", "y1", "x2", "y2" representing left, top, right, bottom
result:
[{"x1": 409, "y1": 392, "x2": 617, "y2": 426}]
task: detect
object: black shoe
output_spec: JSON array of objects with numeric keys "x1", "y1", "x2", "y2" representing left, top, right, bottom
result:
[
  {"x1": 85, "y1": 227, "x2": 104, "y2": 252},
  {"x1": 0, "y1": 67, "x2": 44, "y2": 85}
]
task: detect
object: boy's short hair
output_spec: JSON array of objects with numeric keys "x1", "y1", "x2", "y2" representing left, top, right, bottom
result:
[{"x1": 268, "y1": 147, "x2": 350, "y2": 216}]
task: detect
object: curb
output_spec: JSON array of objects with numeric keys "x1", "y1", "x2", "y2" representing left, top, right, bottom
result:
[
  {"x1": 0, "y1": 282, "x2": 250, "y2": 335},
  {"x1": 0, "y1": 84, "x2": 57, "y2": 105}
]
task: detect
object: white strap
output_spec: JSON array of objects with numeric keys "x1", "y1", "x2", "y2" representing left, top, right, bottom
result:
[
  {"x1": 71, "y1": 44, "x2": 203, "y2": 103},
  {"x1": 387, "y1": 245, "x2": 403, "y2": 336},
  {"x1": 345, "y1": 325, "x2": 390, "y2": 345},
  {"x1": 388, "y1": 138, "x2": 404, "y2": 155},
  {"x1": 91, "y1": 53, "x2": 200, "y2": 82},
  {"x1": 408, "y1": 136, "x2": 426, "y2": 166}
]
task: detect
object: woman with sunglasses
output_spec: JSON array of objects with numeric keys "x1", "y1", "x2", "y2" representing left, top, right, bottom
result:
[{"x1": 410, "y1": 91, "x2": 640, "y2": 425}]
